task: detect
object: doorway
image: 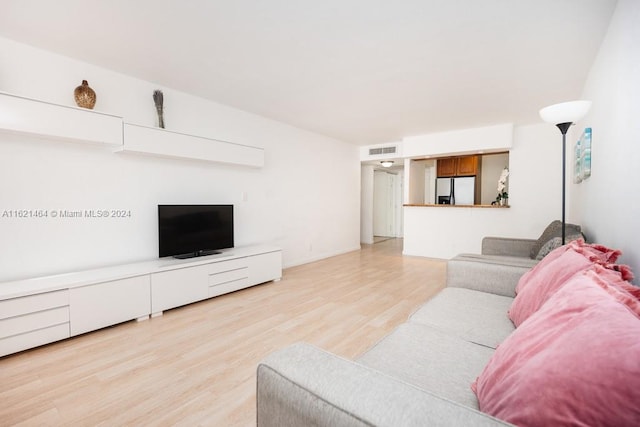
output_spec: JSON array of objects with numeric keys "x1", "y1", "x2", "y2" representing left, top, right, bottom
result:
[{"x1": 373, "y1": 170, "x2": 403, "y2": 238}]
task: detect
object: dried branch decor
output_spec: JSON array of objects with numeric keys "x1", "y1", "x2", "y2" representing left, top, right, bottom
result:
[{"x1": 153, "y1": 90, "x2": 165, "y2": 128}]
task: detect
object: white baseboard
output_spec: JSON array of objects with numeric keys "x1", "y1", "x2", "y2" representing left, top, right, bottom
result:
[{"x1": 283, "y1": 245, "x2": 362, "y2": 269}]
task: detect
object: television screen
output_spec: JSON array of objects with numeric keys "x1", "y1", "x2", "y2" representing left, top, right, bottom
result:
[{"x1": 158, "y1": 205, "x2": 234, "y2": 258}]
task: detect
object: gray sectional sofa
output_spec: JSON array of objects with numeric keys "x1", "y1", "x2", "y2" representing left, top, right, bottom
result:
[
  {"x1": 255, "y1": 223, "x2": 624, "y2": 426},
  {"x1": 256, "y1": 252, "x2": 524, "y2": 426}
]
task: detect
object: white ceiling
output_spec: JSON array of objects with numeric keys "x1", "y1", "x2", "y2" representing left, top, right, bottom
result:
[{"x1": 0, "y1": 0, "x2": 617, "y2": 145}]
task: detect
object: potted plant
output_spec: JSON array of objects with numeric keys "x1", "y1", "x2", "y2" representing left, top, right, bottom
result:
[{"x1": 496, "y1": 167, "x2": 509, "y2": 206}]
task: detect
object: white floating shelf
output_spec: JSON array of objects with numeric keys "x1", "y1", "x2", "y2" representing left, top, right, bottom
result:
[
  {"x1": 117, "y1": 123, "x2": 264, "y2": 168},
  {"x1": 0, "y1": 91, "x2": 123, "y2": 146}
]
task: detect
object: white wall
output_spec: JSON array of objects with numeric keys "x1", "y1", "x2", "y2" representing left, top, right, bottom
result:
[
  {"x1": 570, "y1": 0, "x2": 640, "y2": 278},
  {"x1": 0, "y1": 37, "x2": 361, "y2": 281},
  {"x1": 404, "y1": 123, "x2": 562, "y2": 259},
  {"x1": 403, "y1": 123, "x2": 513, "y2": 158}
]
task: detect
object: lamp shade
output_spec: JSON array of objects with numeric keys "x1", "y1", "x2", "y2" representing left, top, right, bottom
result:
[
  {"x1": 380, "y1": 160, "x2": 394, "y2": 167},
  {"x1": 539, "y1": 100, "x2": 592, "y2": 125}
]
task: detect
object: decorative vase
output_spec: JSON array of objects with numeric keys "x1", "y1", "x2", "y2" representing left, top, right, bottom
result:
[
  {"x1": 74, "y1": 80, "x2": 96, "y2": 109},
  {"x1": 500, "y1": 198, "x2": 507, "y2": 206}
]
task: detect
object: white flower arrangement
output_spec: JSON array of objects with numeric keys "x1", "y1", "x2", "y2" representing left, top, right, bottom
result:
[{"x1": 496, "y1": 167, "x2": 509, "y2": 203}]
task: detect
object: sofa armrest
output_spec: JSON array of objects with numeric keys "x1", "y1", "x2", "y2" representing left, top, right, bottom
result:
[
  {"x1": 257, "y1": 343, "x2": 512, "y2": 427},
  {"x1": 481, "y1": 237, "x2": 537, "y2": 258}
]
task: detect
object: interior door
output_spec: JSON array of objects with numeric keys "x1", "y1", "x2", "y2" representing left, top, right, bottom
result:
[{"x1": 373, "y1": 171, "x2": 390, "y2": 236}]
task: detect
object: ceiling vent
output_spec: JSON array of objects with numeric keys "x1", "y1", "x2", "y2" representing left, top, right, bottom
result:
[{"x1": 369, "y1": 146, "x2": 397, "y2": 156}]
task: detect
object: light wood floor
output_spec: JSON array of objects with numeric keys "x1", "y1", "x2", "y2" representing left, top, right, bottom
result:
[{"x1": 0, "y1": 239, "x2": 446, "y2": 426}]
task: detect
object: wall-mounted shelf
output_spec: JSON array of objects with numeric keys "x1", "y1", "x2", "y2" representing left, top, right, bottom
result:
[
  {"x1": 0, "y1": 91, "x2": 123, "y2": 146},
  {"x1": 117, "y1": 123, "x2": 265, "y2": 168},
  {"x1": 0, "y1": 91, "x2": 265, "y2": 167}
]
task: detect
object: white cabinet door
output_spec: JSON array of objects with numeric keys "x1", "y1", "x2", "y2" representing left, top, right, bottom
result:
[
  {"x1": 247, "y1": 251, "x2": 282, "y2": 285},
  {"x1": 151, "y1": 265, "x2": 209, "y2": 313},
  {"x1": 70, "y1": 275, "x2": 150, "y2": 336}
]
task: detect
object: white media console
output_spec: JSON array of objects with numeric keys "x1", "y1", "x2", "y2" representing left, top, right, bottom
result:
[{"x1": 0, "y1": 245, "x2": 282, "y2": 357}]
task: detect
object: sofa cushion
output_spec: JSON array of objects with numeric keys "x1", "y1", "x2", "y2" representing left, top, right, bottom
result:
[
  {"x1": 453, "y1": 253, "x2": 538, "y2": 269},
  {"x1": 409, "y1": 288, "x2": 515, "y2": 349},
  {"x1": 473, "y1": 270, "x2": 640, "y2": 426},
  {"x1": 448, "y1": 255, "x2": 535, "y2": 298},
  {"x1": 528, "y1": 220, "x2": 582, "y2": 259},
  {"x1": 509, "y1": 240, "x2": 624, "y2": 327},
  {"x1": 357, "y1": 323, "x2": 494, "y2": 409}
]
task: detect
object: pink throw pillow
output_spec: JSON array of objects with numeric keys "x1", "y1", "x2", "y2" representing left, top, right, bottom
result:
[
  {"x1": 509, "y1": 240, "x2": 623, "y2": 327},
  {"x1": 473, "y1": 270, "x2": 640, "y2": 426},
  {"x1": 509, "y1": 248, "x2": 593, "y2": 326},
  {"x1": 599, "y1": 263, "x2": 637, "y2": 289}
]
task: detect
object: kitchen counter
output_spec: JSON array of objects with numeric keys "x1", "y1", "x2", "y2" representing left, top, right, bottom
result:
[{"x1": 403, "y1": 204, "x2": 515, "y2": 259}]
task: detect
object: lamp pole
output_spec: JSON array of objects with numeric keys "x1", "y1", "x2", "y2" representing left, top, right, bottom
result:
[
  {"x1": 540, "y1": 100, "x2": 591, "y2": 247},
  {"x1": 556, "y1": 122, "x2": 572, "y2": 245}
]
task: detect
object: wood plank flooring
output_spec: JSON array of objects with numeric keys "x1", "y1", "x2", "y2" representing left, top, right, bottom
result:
[{"x1": 0, "y1": 239, "x2": 446, "y2": 426}]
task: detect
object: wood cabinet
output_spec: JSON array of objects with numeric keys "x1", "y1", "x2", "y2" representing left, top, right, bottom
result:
[
  {"x1": 436, "y1": 158, "x2": 457, "y2": 177},
  {"x1": 456, "y1": 156, "x2": 478, "y2": 176},
  {"x1": 437, "y1": 155, "x2": 479, "y2": 177}
]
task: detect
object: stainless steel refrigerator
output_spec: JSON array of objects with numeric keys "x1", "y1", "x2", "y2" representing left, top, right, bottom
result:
[{"x1": 436, "y1": 177, "x2": 475, "y2": 205}]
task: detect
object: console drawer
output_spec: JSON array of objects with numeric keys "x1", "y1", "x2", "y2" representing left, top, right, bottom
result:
[
  {"x1": 208, "y1": 267, "x2": 249, "y2": 286},
  {"x1": 208, "y1": 278, "x2": 250, "y2": 298},
  {"x1": 0, "y1": 290, "x2": 68, "y2": 320},
  {"x1": 0, "y1": 306, "x2": 69, "y2": 339},
  {"x1": 207, "y1": 258, "x2": 248, "y2": 275},
  {"x1": 0, "y1": 323, "x2": 70, "y2": 357}
]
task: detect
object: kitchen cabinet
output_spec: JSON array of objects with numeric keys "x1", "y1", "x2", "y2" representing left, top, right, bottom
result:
[
  {"x1": 456, "y1": 155, "x2": 478, "y2": 176},
  {"x1": 436, "y1": 158, "x2": 456, "y2": 177},
  {"x1": 437, "y1": 155, "x2": 479, "y2": 177}
]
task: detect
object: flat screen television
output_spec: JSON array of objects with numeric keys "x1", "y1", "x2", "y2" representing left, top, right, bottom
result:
[{"x1": 158, "y1": 204, "x2": 234, "y2": 259}]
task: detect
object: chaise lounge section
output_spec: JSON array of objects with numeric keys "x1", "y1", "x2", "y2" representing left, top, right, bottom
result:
[{"x1": 447, "y1": 220, "x2": 583, "y2": 294}]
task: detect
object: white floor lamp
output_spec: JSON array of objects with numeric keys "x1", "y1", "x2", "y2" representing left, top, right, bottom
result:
[{"x1": 539, "y1": 100, "x2": 591, "y2": 244}]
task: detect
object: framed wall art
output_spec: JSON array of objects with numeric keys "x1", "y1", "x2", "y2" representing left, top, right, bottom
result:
[{"x1": 574, "y1": 127, "x2": 592, "y2": 183}]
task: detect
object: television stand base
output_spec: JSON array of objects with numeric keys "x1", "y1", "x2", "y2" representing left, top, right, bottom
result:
[{"x1": 173, "y1": 250, "x2": 222, "y2": 259}]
